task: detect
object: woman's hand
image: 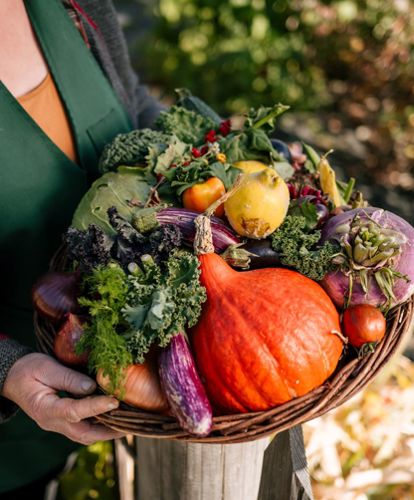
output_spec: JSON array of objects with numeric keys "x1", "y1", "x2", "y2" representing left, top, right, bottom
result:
[{"x1": 2, "y1": 352, "x2": 124, "y2": 445}]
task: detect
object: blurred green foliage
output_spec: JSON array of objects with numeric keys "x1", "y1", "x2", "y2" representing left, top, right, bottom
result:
[
  {"x1": 128, "y1": 0, "x2": 414, "y2": 192},
  {"x1": 135, "y1": 0, "x2": 331, "y2": 112},
  {"x1": 57, "y1": 442, "x2": 117, "y2": 500}
]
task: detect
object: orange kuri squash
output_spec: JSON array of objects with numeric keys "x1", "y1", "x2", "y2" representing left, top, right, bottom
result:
[{"x1": 191, "y1": 215, "x2": 343, "y2": 413}]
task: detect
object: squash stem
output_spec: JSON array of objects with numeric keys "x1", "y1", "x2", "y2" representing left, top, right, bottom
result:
[
  {"x1": 330, "y1": 329, "x2": 348, "y2": 344},
  {"x1": 194, "y1": 215, "x2": 215, "y2": 255},
  {"x1": 195, "y1": 175, "x2": 245, "y2": 255},
  {"x1": 205, "y1": 174, "x2": 244, "y2": 218}
]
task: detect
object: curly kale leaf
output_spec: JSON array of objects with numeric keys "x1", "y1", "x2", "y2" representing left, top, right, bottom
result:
[
  {"x1": 271, "y1": 215, "x2": 337, "y2": 281},
  {"x1": 76, "y1": 252, "x2": 206, "y2": 391},
  {"x1": 98, "y1": 129, "x2": 171, "y2": 173},
  {"x1": 65, "y1": 225, "x2": 113, "y2": 272},
  {"x1": 149, "y1": 224, "x2": 182, "y2": 260},
  {"x1": 123, "y1": 250, "x2": 207, "y2": 362},
  {"x1": 155, "y1": 106, "x2": 216, "y2": 144},
  {"x1": 108, "y1": 206, "x2": 148, "y2": 266},
  {"x1": 107, "y1": 207, "x2": 182, "y2": 267}
]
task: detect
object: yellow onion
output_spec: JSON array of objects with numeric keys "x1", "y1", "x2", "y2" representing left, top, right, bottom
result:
[
  {"x1": 97, "y1": 359, "x2": 169, "y2": 413},
  {"x1": 234, "y1": 160, "x2": 268, "y2": 174}
]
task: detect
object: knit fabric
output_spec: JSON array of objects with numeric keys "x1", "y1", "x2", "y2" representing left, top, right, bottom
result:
[
  {"x1": 0, "y1": 339, "x2": 32, "y2": 421},
  {"x1": 0, "y1": 0, "x2": 163, "y2": 422},
  {"x1": 77, "y1": 0, "x2": 166, "y2": 128}
]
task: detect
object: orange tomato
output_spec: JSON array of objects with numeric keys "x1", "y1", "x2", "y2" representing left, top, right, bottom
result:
[
  {"x1": 182, "y1": 177, "x2": 226, "y2": 216},
  {"x1": 342, "y1": 304, "x2": 386, "y2": 348}
]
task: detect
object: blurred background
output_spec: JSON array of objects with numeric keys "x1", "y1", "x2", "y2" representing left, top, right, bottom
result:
[
  {"x1": 116, "y1": 0, "x2": 414, "y2": 226},
  {"x1": 53, "y1": 1, "x2": 414, "y2": 499}
]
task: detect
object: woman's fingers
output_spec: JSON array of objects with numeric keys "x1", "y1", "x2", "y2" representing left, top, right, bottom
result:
[
  {"x1": 63, "y1": 420, "x2": 124, "y2": 446},
  {"x1": 33, "y1": 354, "x2": 97, "y2": 396},
  {"x1": 2, "y1": 352, "x2": 127, "y2": 445},
  {"x1": 56, "y1": 395, "x2": 119, "y2": 423}
]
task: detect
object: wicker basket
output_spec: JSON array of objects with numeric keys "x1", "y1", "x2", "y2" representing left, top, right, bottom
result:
[{"x1": 34, "y1": 248, "x2": 414, "y2": 444}]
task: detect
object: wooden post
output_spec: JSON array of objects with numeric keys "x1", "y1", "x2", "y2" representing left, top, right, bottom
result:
[
  {"x1": 114, "y1": 438, "x2": 135, "y2": 500},
  {"x1": 121, "y1": 427, "x2": 313, "y2": 500}
]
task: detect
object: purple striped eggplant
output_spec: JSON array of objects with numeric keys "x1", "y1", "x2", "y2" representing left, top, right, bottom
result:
[
  {"x1": 133, "y1": 207, "x2": 240, "y2": 252},
  {"x1": 158, "y1": 333, "x2": 213, "y2": 437}
]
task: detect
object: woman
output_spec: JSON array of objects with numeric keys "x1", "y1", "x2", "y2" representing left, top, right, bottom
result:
[
  {"x1": 0, "y1": 0, "x2": 162, "y2": 495},
  {"x1": 0, "y1": 2, "x2": 313, "y2": 499}
]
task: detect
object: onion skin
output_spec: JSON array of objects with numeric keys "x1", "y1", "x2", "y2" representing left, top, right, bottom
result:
[
  {"x1": 54, "y1": 313, "x2": 88, "y2": 366},
  {"x1": 320, "y1": 207, "x2": 414, "y2": 308},
  {"x1": 159, "y1": 333, "x2": 212, "y2": 437},
  {"x1": 32, "y1": 271, "x2": 79, "y2": 322},
  {"x1": 97, "y1": 361, "x2": 169, "y2": 413}
]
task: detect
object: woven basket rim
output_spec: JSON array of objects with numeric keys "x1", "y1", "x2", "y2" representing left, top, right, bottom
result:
[{"x1": 34, "y1": 247, "x2": 414, "y2": 444}]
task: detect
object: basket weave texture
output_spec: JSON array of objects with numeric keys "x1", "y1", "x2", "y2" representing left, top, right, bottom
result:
[{"x1": 34, "y1": 248, "x2": 414, "y2": 444}]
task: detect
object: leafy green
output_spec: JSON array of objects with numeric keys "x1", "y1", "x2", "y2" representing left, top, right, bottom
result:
[
  {"x1": 155, "y1": 105, "x2": 216, "y2": 144},
  {"x1": 98, "y1": 129, "x2": 171, "y2": 173},
  {"x1": 150, "y1": 136, "x2": 189, "y2": 174},
  {"x1": 271, "y1": 215, "x2": 338, "y2": 281},
  {"x1": 106, "y1": 207, "x2": 182, "y2": 267},
  {"x1": 77, "y1": 264, "x2": 132, "y2": 393},
  {"x1": 169, "y1": 159, "x2": 240, "y2": 195},
  {"x1": 65, "y1": 225, "x2": 114, "y2": 272},
  {"x1": 302, "y1": 142, "x2": 320, "y2": 174},
  {"x1": 107, "y1": 207, "x2": 146, "y2": 266},
  {"x1": 218, "y1": 107, "x2": 294, "y2": 180},
  {"x1": 287, "y1": 199, "x2": 320, "y2": 231},
  {"x1": 123, "y1": 251, "x2": 207, "y2": 362},
  {"x1": 245, "y1": 104, "x2": 290, "y2": 132},
  {"x1": 71, "y1": 170, "x2": 153, "y2": 235},
  {"x1": 76, "y1": 252, "x2": 206, "y2": 390},
  {"x1": 175, "y1": 88, "x2": 222, "y2": 125},
  {"x1": 148, "y1": 225, "x2": 182, "y2": 258},
  {"x1": 337, "y1": 177, "x2": 356, "y2": 204}
]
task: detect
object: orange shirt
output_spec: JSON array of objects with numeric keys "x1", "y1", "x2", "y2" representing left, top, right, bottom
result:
[{"x1": 17, "y1": 72, "x2": 78, "y2": 163}]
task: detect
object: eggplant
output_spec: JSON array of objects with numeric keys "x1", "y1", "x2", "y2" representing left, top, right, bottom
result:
[
  {"x1": 175, "y1": 88, "x2": 222, "y2": 126},
  {"x1": 270, "y1": 138, "x2": 292, "y2": 163},
  {"x1": 158, "y1": 333, "x2": 213, "y2": 437},
  {"x1": 221, "y1": 240, "x2": 282, "y2": 269},
  {"x1": 133, "y1": 207, "x2": 240, "y2": 252},
  {"x1": 242, "y1": 240, "x2": 282, "y2": 268}
]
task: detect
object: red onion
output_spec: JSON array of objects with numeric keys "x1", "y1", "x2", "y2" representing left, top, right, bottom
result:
[
  {"x1": 32, "y1": 271, "x2": 79, "y2": 322},
  {"x1": 296, "y1": 195, "x2": 329, "y2": 226},
  {"x1": 54, "y1": 313, "x2": 88, "y2": 366},
  {"x1": 320, "y1": 207, "x2": 414, "y2": 309}
]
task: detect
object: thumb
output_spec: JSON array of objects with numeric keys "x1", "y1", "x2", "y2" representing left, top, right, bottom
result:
[{"x1": 40, "y1": 357, "x2": 97, "y2": 395}]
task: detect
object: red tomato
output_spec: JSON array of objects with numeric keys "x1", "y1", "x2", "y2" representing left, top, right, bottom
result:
[
  {"x1": 182, "y1": 177, "x2": 226, "y2": 217},
  {"x1": 342, "y1": 304, "x2": 386, "y2": 348}
]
